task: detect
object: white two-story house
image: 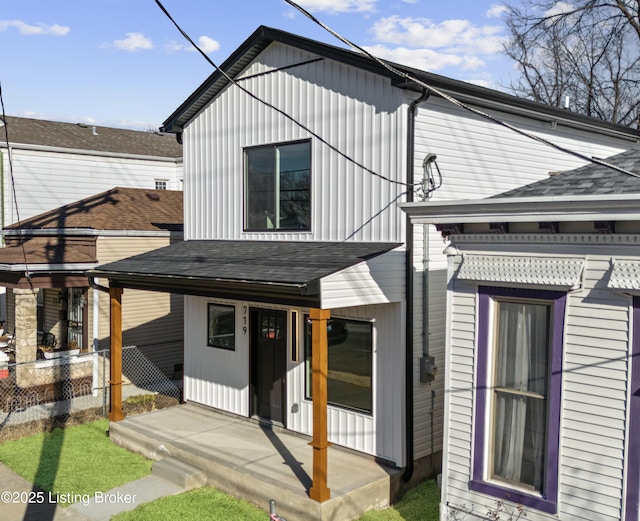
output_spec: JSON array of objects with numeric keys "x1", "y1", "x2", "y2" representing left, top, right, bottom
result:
[{"x1": 91, "y1": 26, "x2": 640, "y2": 483}]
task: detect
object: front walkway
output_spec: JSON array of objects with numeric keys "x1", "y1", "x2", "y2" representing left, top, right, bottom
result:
[{"x1": 109, "y1": 403, "x2": 403, "y2": 521}]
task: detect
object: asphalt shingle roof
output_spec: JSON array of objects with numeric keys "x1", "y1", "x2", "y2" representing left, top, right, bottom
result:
[
  {"x1": 1, "y1": 116, "x2": 182, "y2": 158},
  {"x1": 4, "y1": 187, "x2": 183, "y2": 232},
  {"x1": 497, "y1": 146, "x2": 640, "y2": 198},
  {"x1": 94, "y1": 240, "x2": 400, "y2": 286}
]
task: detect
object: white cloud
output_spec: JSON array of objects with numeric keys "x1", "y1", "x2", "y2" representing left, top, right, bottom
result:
[
  {"x1": 165, "y1": 36, "x2": 220, "y2": 55},
  {"x1": 0, "y1": 20, "x2": 70, "y2": 36},
  {"x1": 111, "y1": 32, "x2": 153, "y2": 52},
  {"x1": 486, "y1": 4, "x2": 508, "y2": 18},
  {"x1": 401, "y1": 0, "x2": 418, "y2": 3},
  {"x1": 364, "y1": 44, "x2": 485, "y2": 72},
  {"x1": 370, "y1": 15, "x2": 506, "y2": 58},
  {"x1": 193, "y1": 36, "x2": 220, "y2": 54},
  {"x1": 293, "y1": 0, "x2": 377, "y2": 14},
  {"x1": 545, "y1": 1, "x2": 574, "y2": 17}
]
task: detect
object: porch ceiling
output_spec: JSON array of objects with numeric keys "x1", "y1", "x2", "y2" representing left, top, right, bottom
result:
[{"x1": 88, "y1": 240, "x2": 401, "y2": 307}]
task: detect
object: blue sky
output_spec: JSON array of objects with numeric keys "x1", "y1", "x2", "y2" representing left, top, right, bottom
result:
[{"x1": 0, "y1": 0, "x2": 518, "y2": 130}]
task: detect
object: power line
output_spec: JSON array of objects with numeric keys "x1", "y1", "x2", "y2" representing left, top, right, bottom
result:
[
  {"x1": 0, "y1": 83, "x2": 32, "y2": 283},
  {"x1": 154, "y1": 0, "x2": 421, "y2": 190},
  {"x1": 284, "y1": 0, "x2": 640, "y2": 180}
]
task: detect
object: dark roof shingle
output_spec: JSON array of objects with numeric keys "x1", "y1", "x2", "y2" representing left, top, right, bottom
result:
[
  {"x1": 497, "y1": 146, "x2": 640, "y2": 198},
  {"x1": 1, "y1": 116, "x2": 182, "y2": 158}
]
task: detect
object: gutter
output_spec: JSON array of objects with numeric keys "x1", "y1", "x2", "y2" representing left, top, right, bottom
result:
[{"x1": 403, "y1": 88, "x2": 429, "y2": 482}]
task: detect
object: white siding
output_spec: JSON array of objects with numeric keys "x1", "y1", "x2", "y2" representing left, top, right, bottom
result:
[
  {"x1": 410, "y1": 96, "x2": 631, "y2": 464},
  {"x1": 320, "y1": 248, "x2": 405, "y2": 308},
  {"x1": 184, "y1": 297, "x2": 249, "y2": 416},
  {"x1": 3, "y1": 149, "x2": 181, "y2": 225},
  {"x1": 185, "y1": 296, "x2": 406, "y2": 465},
  {"x1": 183, "y1": 42, "x2": 408, "y2": 243},
  {"x1": 442, "y1": 237, "x2": 633, "y2": 521}
]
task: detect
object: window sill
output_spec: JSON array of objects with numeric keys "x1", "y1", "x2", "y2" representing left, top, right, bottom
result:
[{"x1": 469, "y1": 479, "x2": 557, "y2": 515}]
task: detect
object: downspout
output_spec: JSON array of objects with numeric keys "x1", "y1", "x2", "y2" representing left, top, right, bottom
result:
[{"x1": 403, "y1": 88, "x2": 429, "y2": 482}]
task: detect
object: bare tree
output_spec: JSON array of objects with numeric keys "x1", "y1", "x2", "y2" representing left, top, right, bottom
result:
[{"x1": 503, "y1": 0, "x2": 640, "y2": 128}]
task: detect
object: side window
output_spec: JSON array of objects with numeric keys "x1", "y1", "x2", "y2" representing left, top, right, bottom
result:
[
  {"x1": 208, "y1": 303, "x2": 235, "y2": 350},
  {"x1": 304, "y1": 316, "x2": 373, "y2": 415},
  {"x1": 244, "y1": 141, "x2": 311, "y2": 231},
  {"x1": 155, "y1": 179, "x2": 168, "y2": 190},
  {"x1": 470, "y1": 287, "x2": 565, "y2": 514}
]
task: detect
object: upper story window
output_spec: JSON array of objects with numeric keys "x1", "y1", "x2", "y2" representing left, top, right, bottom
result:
[
  {"x1": 155, "y1": 179, "x2": 168, "y2": 190},
  {"x1": 244, "y1": 141, "x2": 311, "y2": 232},
  {"x1": 471, "y1": 287, "x2": 565, "y2": 514}
]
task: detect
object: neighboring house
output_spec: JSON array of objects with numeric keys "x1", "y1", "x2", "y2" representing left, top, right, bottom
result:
[
  {"x1": 0, "y1": 116, "x2": 183, "y2": 225},
  {"x1": 90, "y1": 25, "x2": 640, "y2": 485},
  {"x1": 0, "y1": 116, "x2": 183, "y2": 323},
  {"x1": 402, "y1": 146, "x2": 640, "y2": 520},
  {"x1": 1, "y1": 187, "x2": 184, "y2": 388}
]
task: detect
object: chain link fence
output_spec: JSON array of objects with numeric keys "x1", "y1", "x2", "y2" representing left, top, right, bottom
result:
[{"x1": 0, "y1": 346, "x2": 181, "y2": 441}]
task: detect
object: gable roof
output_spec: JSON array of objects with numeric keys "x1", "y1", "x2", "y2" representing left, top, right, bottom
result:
[
  {"x1": 497, "y1": 146, "x2": 640, "y2": 198},
  {"x1": 0, "y1": 116, "x2": 182, "y2": 158},
  {"x1": 161, "y1": 25, "x2": 640, "y2": 142},
  {"x1": 4, "y1": 187, "x2": 183, "y2": 233}
]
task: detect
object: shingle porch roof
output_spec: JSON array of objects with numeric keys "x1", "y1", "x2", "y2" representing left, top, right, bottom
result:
[{"x1": 89, "y1": 240, "x2": 401, "y2": 307}]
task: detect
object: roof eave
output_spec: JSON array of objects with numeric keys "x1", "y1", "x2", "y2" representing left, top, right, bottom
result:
[{"x1": 401, "y1": 194, "x2": 640, "y2": 224}]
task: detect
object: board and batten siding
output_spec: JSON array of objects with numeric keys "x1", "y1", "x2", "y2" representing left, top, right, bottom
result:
[
  {"x1": 182, "y1": 41, "x2": 408, "y2": 243},
  {"x1": 95, "y1": 237, "x2": 184, "y2": 377},
  {"x1": 4, "y1": 149, "x2": 181, "y2": 225},
  {"x1": 184, "y1": 296, "x2": 406, "y2": 465},
  {"x1": 442, "y1": 237, "x2": 634, "y2": 521}
]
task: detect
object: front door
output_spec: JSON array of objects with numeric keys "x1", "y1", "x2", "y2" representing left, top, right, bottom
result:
[{"x1": 250, "y1": 308, "x2": 287, "y2": 425}]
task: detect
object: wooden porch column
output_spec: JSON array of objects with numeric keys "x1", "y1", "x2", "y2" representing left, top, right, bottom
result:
[
  {"x1": 109, "y1": 287, "x2": 124, "y2": 422},
  {"x1": 309, "y1": 307, "x2": 331, "y2": 502}
]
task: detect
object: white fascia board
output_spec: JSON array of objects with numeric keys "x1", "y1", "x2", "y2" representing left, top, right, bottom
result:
[
  {"x1": 0, "y1": 263, "x2": 98, "y2": 272},
  {"x1": 0, "y1": 142, "x2": 181, "y2": 163},
  {"x1": 1, "y1": 229, "x2": 180, "y2": 238},
  {"x1": 400, "y1": 194, "x2": 640, "y2": 224}
]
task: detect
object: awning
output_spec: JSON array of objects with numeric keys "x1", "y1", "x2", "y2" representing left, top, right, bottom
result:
[
  {"x1": 458, "y1": 255, "x2": 584, "y2": 290},
  {"x1": 608, "y1": 259, "x2": 640, "y2": 292},
  {"x1": 88, "y1": 240, "x2": 402, "y2": 307}
]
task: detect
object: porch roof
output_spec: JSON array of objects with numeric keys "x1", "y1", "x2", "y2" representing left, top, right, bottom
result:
[{"x1": 88, "y1": 240, "x2": 401, "y2": 307}]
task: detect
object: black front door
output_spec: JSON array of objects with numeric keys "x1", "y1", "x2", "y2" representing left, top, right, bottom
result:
[{"x1": 251, "y1": 308, "x2": 287, "y2": 425}]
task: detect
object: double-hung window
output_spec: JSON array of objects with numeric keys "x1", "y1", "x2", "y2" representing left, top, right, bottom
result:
[
  {"x1": 471, "y1": 287, "x2": 565, "y2": 514},
  {"x1": 244, "y1": 141, "x2": 311, "y2": 231}
]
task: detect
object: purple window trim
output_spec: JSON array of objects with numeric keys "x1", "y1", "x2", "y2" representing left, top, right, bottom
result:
[
  {"x1": 471, "y1": 286, "x2": 565, "y2": 515},
  {"x1": 625, "y1": 298, "x2": 640, "y2": 519}
]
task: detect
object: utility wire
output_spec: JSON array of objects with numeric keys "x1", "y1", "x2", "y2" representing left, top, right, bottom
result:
[
  {"x1": 284, "y1": 0, "x2": 640, "y2": 180},
  {"x1": 0, "y1": 82, "x2": 32, "y2": 283},
  {"x1": 154, "y1": 0, "x2": 421, "y2": 190}
]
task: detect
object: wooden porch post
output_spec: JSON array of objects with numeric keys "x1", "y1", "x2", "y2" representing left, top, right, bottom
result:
[
  {"x1": 109, "y1": 287, "x2": 124, "y2": 422},
  {"x1": 309, "y1": 307, "x2": 331, "y2": 502}
]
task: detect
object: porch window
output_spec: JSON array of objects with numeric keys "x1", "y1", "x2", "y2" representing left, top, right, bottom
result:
[
  {"x1": 208, "y1": 303, "x2": 235, "y2": 350},
  {"x1": 470, "y1": 287, "x2": 565, "y2": 514},
  {"x1": 244, "y1": 141, "x2": 311, "y2": 231},
  {"x1": 304, "y1": 316, "x2": 373, "y2": 414}
]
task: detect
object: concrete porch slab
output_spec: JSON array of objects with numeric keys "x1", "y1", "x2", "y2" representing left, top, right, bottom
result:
[{"x1": 109, "y1": 403, "x2": 402, "y2": 521}]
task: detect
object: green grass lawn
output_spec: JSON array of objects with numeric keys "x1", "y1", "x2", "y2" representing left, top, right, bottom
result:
[
  {"x1": 112, "y1": 479, "x2": 440, "y2": 521},
  {"x1": 0, "y1": 418, "x2": 440, "y2": 520},
  {"x1": 0, "y1": 419, "x2": 152, "y2": 501}
]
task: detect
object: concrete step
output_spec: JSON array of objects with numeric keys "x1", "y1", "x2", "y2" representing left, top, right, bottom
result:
[{"x1": 152, "y1": 456, "x2": 207, "y2": 490}]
